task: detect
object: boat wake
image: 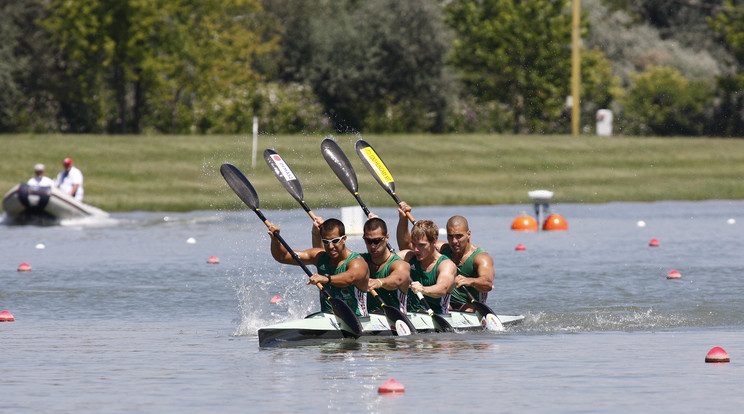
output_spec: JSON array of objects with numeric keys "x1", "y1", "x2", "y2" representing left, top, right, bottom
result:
[{"x1": 515, "y1": 307, "x2": 703, "y2": 333}]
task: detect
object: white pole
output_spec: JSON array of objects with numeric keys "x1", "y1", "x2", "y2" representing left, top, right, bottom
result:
[{"x1": 252, "y1": 116, "x2": 258, "y2": 168}]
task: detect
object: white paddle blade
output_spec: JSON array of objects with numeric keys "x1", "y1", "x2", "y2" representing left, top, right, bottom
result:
[
  {"x1": 394, "y1": 319, "x2": 412, "y2": 336},
  {"x1": 482, "y1": 314, "x2": 505, "y2": 331}
]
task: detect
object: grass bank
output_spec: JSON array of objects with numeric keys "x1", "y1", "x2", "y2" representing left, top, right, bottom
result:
[{"x1": 1, "y1": 133, "x2": 743, "y2": 212}]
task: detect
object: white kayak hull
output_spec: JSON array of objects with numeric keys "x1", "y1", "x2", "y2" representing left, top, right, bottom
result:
[
  {"x1": 258, "y1": 311, "x2": 524, "y2": 347},
  {"x1": 2, "y1": 184, "x2": 108, "y2": 224}
]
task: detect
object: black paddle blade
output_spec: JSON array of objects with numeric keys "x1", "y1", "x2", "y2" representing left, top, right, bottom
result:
[
  {"x1": 263, "y1": 149, "x2": 305, "y2": 204},
  {"x1": 220, "y1": 163, "x2": 260, "y2": 210},
  {"x1": 431, "y1": 314, "x2": 455, "y2": 333},
  {"x1": 328, "y1": 297, "x2": 363, "y2": 338},
  {"x1": 355, "y1": 139, "x2": 396, "y2": 195},
  {"x1": 321, "y1": 138, "x2": 360, "y2": 193},
  {"x1": 382, "y1": 305, "x2": 418, "y2": 335}
]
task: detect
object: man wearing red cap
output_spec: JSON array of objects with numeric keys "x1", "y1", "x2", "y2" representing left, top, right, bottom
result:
[{"x1": 55, "y1": 157, "x2": 84, "y2": 201}]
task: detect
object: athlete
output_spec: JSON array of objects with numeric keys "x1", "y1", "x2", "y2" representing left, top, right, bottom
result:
[
  {"x1": 267, "y1": 218, "x2": 370, "y2": 316},
  {"x1": 398, "y1": 219, "x2": 456, "y2": 314},
  {"x1": 397, "y1": 201, "x2": 495, "y2": 311},
  {"x1": 360, "y1": 217, "x2": 410, "y2": 313}
]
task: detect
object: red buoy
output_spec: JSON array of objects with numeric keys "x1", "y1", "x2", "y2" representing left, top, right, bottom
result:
[
  {"x1": 270, "y1": 295, "x2": 282, "y2": 304},
  {"x1": 666, "y1": 270, "x2": 681, "y2": 279},
  {"x1": 378, "y1": 378, "x2": 405, "y2": 394},
  {"x1": 649, "y1": 238, "x2": 659, "y2": 247},
  {"x1": 542, "y1": 214, "x2": 568, "y2": 231},
  {"x1": 206, "y1": 255, "x2": 220, "y2": 264},
  {"x1": 515, "y1": 243, "x2": 526, "y2": 251},
  {"x1": 705, "y1": 346, "x2": 730, "y2": 363},
  {"x1": 511, "y1": 215, "x2": 538, "y2": 231},
  {"x1": 0, "y1": 311, "x2": 14, "y2": 322},
  {"x1": 17, "y1": 262, "x2": 31, "y2": 272}
]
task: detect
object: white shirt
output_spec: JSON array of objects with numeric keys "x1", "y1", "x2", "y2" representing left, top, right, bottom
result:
[
  {"x1": 27, "y1": 176, "x2": 55, "y2": 187},
  {"x1": 56, "y1": 166, "x2": 84, "y2": 201}
]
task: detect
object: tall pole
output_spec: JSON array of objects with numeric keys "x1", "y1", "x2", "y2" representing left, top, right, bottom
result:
[{"x1": 571, "y1": 0, "x2": 581, "y2": 136}]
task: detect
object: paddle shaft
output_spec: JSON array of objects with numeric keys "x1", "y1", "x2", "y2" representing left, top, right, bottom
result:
[{"x1": 415, "y1": 291, "x2": 453, "y2": 332}]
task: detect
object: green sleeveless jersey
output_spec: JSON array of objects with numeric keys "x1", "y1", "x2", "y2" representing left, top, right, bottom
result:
[
  {"x1": 407, "y1": 254, "x2": 451, "y2": 314},
  {"x1": 316, "y1": 251, "x2": 367, "y2": 316},
  {"x1": 361, "y1": 253, "x2": 407, "y2": 313},
  {"x1": 441, "y1": 245, "x2": 489, "y2": 307}
]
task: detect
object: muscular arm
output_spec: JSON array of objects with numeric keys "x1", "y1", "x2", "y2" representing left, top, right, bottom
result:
[
  {"x1": 420, "y1": 259, "x2": 457, "y2": 298},
  {"x1": 320, "y1": 256, "x2": 369, "y2": 291},
  {"x1": 369, "y1": 259, "x2": 411, "y2": 292},
  {"x1": 456, "y1": 252, "x2": 495, "y2": 292}
]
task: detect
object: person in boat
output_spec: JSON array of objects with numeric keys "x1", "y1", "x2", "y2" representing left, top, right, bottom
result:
[
  {"x1": 396, "y1": 202, "x2": 495, "y2": 312},
  {"x1": 397, "y1": 218, "x2": 457, "y2": 314},
  {"x1": 27, "y1": 164, "x2": 55, "y2": 187},
  {"x1": 360, "y1": 217, "x2": 411, "y2": 314},
  {"x1": 55, "y1": 157, "x2": 84, "y2": 201},
  {"x1": 267, "y1": 218, "x2": 370, "y2": 317}
]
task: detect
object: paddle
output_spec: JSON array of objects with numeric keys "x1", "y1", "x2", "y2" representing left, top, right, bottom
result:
[
  {"x1": 263, "y1": 149, "x2": 317, "y2": 221},
  {"x1": 263, "y1": 149, "x2": 416, "y2": 336},
  {"x1": 219, "y1": 162, "x2": 363, "y2": 338},
  {"x1": 355, "y1": 139, "x2": 414, "y2": 223},
  {"x1": 458, "y1": 287, "x2": 504, "y2": 331},
  {"x1": 414, "y1": 292, "x2": 454, "y2": 333},
  {"x1": 354, "y1": 138, "x2": 504, "y2": 331},
  {"x1": 320, "y1": 138, "x2": 453, "y2": 333}
]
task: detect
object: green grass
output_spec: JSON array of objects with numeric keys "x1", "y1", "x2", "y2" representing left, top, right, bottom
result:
[{"x1": 2, "y1": 133, "x2": 743, "y2": 212}]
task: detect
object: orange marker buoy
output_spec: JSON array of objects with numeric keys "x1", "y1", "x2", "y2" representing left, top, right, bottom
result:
[
  {"x1": 515, "y1": 243, "x2": 526, "y2": 251},
  {"x1": 511, "y1": 215, "x2": 538, "y2": 231},
  {"x1": 270, "y1": 295, "x2": 282, "y2": 304},
  {"x1": 206, "y1": 255, "x2": 220, "y2": 264},
  {"x1": 378, "y1": 378, "x2": 405, "y2": 394},
  {"x1": 0, "y1": 310, "x2": 15, "y2": 322},
  {"x1": 17, "y1": 262, "x2": 31, "y2": 272},
  {"x1": 649, "y1": 238, "x2": 659, "y2": 247},
  {"x1": 542, "y1": 214, "x2": 568, "y2": 231},
  {"x1": 705, "y1": 346, "x2": 730, "y2": 363},
  {"x1": 666, "y1": 270, "x2": 681, "y2": 279}
]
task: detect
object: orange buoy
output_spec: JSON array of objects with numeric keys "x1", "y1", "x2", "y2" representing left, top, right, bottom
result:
[
  {"x1": 270, "y1": 295, "x2": 282, "y2": 304},
  {"x1": 0, "y1": 311, "x2": 15, "y2": 322},
  {"x1": 515, "y1": 243, "x2": 526, "y2": 251},
  {"x1": 542, "y1": 214, "x2": 568, "y2": 231},
  {"x1": 511, "y1": 215, "x2": 538, "y2": 231},
  {"x1": 649, "y1": 238, "x2": 659, "y2": 247},
  {"x1": 17, "y1": 262, "x2": 31, "y2": 272},
  {"x1": 666, "y1": 270, "x2": 681, "y2": 279},
  {"x1": 705, "y1": 346, "x2": 730, "y2": 363},
  {"x1": 378, "y1": 378, "x2": 405, "y2": 394},
  {"x1": 206, "y1": 255, "x2": 220, "y2": 264}
]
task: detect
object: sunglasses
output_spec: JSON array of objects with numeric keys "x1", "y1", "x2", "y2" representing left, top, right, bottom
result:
[
  {"x1": 321, "y1": 236, "x2": 345, "y2": 245},
  {"x1": 363, "y1": 237, "x2": 385, "y2": 245}
]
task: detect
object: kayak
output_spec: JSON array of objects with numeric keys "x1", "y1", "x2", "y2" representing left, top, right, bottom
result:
[
  {"x1": 2, "y1": 183, "x2": 108, "y2": 224},
  {"x1": 258, "y1": 311, "x2": 525, "y2": 347}
]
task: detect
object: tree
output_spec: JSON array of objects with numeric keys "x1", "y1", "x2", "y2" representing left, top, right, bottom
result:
[
  {"x1": 43, "y1": 0, "x2": 276, "y2": 134},
  {"x1": 445, "y1": 0, "x2": 578, "y2": 133},
  {"x1": 709, "y1": 0, "x2": 744, "y2": 136},
  {"x1": 620, "y1": 66, "x2": 711, "y2": 135},
  {"x1": 267, "y1": 0, "x2": 457, "y2": 133}
]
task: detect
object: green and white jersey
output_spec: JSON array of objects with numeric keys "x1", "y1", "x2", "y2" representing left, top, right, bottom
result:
[
  {"x1": 441, "y1": 244, "x2": 489, "y2": 307},
  {"x1": 361, "y1": 253, "x2": 408, "y2": 313},
  {"x1": 316, "y1": 251, "x2": 368, "y2": 317},
  {"x1": 406, "y1": 255, "x2": 451, "y2": 314}
]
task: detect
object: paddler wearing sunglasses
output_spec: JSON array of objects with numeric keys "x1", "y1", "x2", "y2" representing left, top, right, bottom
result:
[
  {"x1": 267, "y1": 218, "x2": 370, "y2": 316},
  {"x1": 360, "y1": 217, "x2": 411, "y2": 314}
]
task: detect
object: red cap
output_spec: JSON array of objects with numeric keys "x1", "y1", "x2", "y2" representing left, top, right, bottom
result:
[{"x1": 63, "y1": 158, "x2": 73, "y2": 165}]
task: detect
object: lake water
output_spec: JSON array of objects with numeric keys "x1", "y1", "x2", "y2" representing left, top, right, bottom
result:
[{"x1": 2, "y1": 200, "x2": 743, "y2": 413}]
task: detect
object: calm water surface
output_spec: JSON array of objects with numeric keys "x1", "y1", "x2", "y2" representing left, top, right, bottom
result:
[{"x1": 2, "y1": 200, "x2": 743, "y2": 413}]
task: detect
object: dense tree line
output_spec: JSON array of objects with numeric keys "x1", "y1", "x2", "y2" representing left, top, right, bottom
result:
[{"x1": 0, "y1": 0, "x2": 742, "y2": 136}]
